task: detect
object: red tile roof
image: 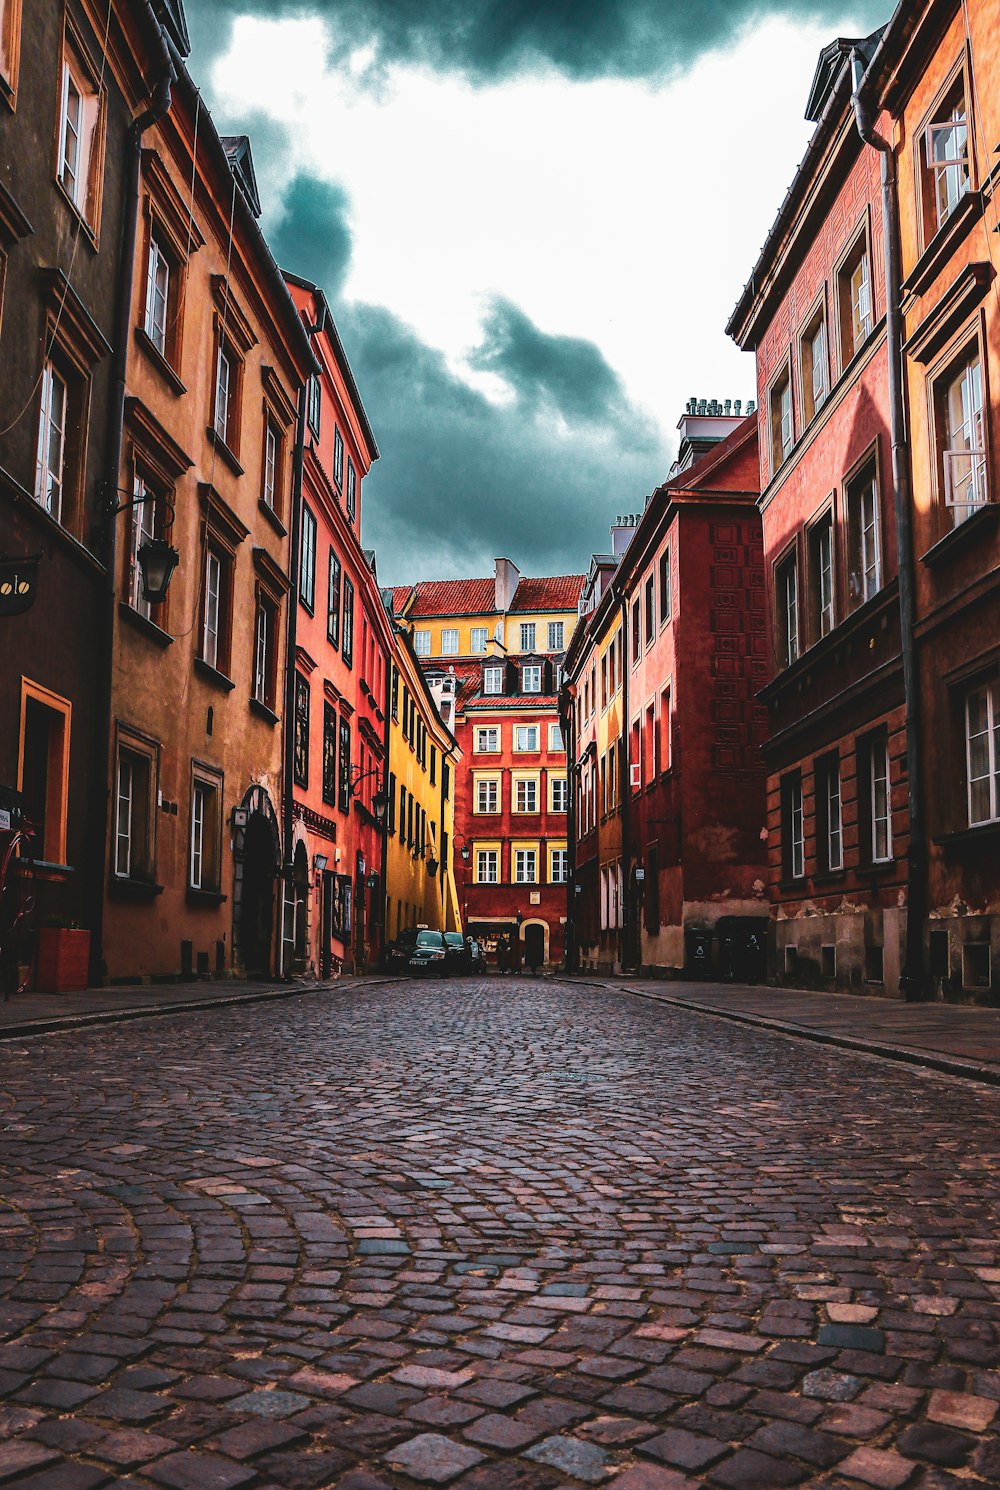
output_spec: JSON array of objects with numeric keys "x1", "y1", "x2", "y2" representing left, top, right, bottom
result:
[
  {"x1": 509, "y1": 575, "x2": 585, "y2": 612},
  {"x1": 461, "y1": 694, "x2": 560, "y2": 711},
  {"x1": 389, "y1": 584, "x2": 414, "y2": 614},
  {"x1": 399, "y1": 577, "x2": 497, "y2": 619}
]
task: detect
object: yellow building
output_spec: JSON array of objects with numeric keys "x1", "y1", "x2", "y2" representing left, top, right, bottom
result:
[{"x1": 384, "y1": 630, "x2": 461, "y2": 938}]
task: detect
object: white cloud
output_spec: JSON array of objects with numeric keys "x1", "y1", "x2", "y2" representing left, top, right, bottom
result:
[{"x1": 211, "y1": 13, "x2": 846, "y2": 447}]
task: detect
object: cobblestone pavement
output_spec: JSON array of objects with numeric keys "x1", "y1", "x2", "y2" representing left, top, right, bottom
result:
[{"x1": 2, "y1": 978, "x2": 1000, "y2": 1490}]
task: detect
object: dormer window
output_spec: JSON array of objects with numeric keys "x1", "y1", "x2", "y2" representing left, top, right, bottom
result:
[
  {"x1": 483, "y1": 665, "x2": 503, "y2": 695},
  {"x1": 522, "y1": 664, "x2": 542, "y2": 694}
]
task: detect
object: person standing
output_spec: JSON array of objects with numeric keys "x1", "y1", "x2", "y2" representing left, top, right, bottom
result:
[
  {"x1": 497, "y1": 935, "x2": 508, "y2": 975},
  {"x1": 509, "y1": 932, "x2": 522, "y2": 976}
]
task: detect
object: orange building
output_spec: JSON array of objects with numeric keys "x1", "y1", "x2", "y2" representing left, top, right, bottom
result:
[{"x1": 102, "y1": 58, "x2": 314, "y2": 980}]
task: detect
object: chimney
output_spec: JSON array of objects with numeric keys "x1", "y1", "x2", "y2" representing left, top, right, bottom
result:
[{"x1": 495, "y1": 557, "x2": 520, "y2": 613}]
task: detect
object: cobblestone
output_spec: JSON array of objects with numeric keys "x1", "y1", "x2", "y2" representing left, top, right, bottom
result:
[{"x1": 3, "y1": 976, "x2": 1000, "y2": 1486}]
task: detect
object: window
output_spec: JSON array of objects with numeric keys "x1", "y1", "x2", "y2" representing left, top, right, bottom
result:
[
  {"x1": 18, "y1": 683, "x2": 70, "y2": 867},
  {"x1": 847, "y1": 462, "x2": 881, "y2": 607},
  {"x1": 550, "y1": 847, "x2": 569, "y2": 883},
  {"x1": 550, "y1": 776, "x2": 568, "y2": 812},
  {"x1": 414, "y1": 630, "x2": 431, "y2": 657},
  {"x1": 471, "y1": 627, "x2": 488, "y2": 652},
  {"x1": 144, "y1": 235, "x2": 170, "y2": 356},
  {"x1": 34, "y1": 362, "x2": 67, "y2": 520},
  {"x1": 114, "y1": 741, "x2": 154, "y2": 881},
  {"x1": 520, "y1": 622, "x2": 536, "y2": 651},
  {"x1": 644, "y1": 575, "x2": 654, "y2": 646},
  {"x1": 299, "y1": 504, "x2": 316, "y2": 611},
  {"x1": 801, "y1": 311, "x2": 827, "y2": 423},
  {"x1": 548, "y1": 722, "x2": 564, "y2": 751},
  {"x1": 262, "y1": 418, "x2": 281, "y2": 514},
  {"x1": 776, "y1": 550, "x2": 798, "y2": 668},
  {"x1": 475, "y1": 727, "x2": 499, "y2": 753},
  {"x1": 962, "y1": 942, "x2": 991, "y2": 992},
  {"x1": 631, "y1": 598, "x2": 641, "y2": 665},
  {"x1": 484, "y1": 665, "x2": 503, "y2": 695},
  {"x1": 0, "y1": 0, "x2": 22, "y2": 99},
  {"x1": 861, "y1": 730, "x2": 893, "y2": 863},
  {"x1": 201, "y1": 546, "x2": 232, "y2": 674},
  {"x1": 307, "y1": 374, "x2": 321, "y2": 437},
  {"x1": 126, "y1": 475, "x2": 162, "y2": 622},
  {"x1": 548, "y1": 621, "x2": 564, "y2": 650},
  {"x1": 441, "y1": 629, "x2": 459, "y2": 655},
  {"x1": 342, "y1": 577, "x2": 355, "y2": 668},
  {"x1": 923, "y1": 84, "x2": 969, "y2": 237},
  {"x1": 292, "y1": 673, "x2": 309, "y2": 786},
  {"x1": 809, "y1": 512, "x2": 835, "y2": 640},
  {"x1": 338, "y1": 717, "x2": 351, "y2": 811},
  {"x1": 398, "y1": 784, "x2": 406, "y2": 840},
  {"x1": 782, "y1": 771, "x2": 804, "y2": 881},
  {"x1": 326, "y1": 549, "x2": 341, "y2": 647},
  {"x1": 214, "y1": 343, "x2": 234, "y2": 445},
  {"x1": 659, "y1": 686, "x2": 672, "y2": 773},
  {"x1": 253, "y1": 591, "x2": 278, "y2": 710},
  {"x1": 514, "y1": 778, "x2": 538, "y2": 813},
  {"x1": 476, "y1": 779, "x2": 499, "y2": 814},
  {"x1": 189, "y1": 770, "x2": 222, "y2": 892},
  {"x1": 476, "y1": 848, "x2": 499, "y2": 884},
  {"x1": 58, "y1": 41, "x2": 103, "y2": 227},
  {"x1": 659, "y1": 547, "x2": 671, "y2": 625},
  {"x1": 346, "y1": 458, "x2": 356, "y2": 522},
  {"x1": 333, "y1": 426, "x2": 343, "y2": 487},
  {"x1": 522, "y1": 665, "x2": 542, "y2": 694},
  {"x1": 839, "y1": 231, "x2": 872, "y2": 366},
  {"x1": 938, "y1": 349, "x2": 987, "y2": 525},
  {"x1": 515, "y1": 848, "x2": 537, "y2": 884},
  {"x1": 769, "y1": 368, "x2": 793, "y2": 471},
  {"x1": 966, "y1": 681, "x2": 1000, "y2": 826},
  {"x1": 816, "y1": 752, "x2": 843, "y2": 872},
  {"x1": 515, "y1": 725, "x2": 539, "y2": 752},
  {"x1": 322, "y1": 702, "x2": 338, "y2": 806}
]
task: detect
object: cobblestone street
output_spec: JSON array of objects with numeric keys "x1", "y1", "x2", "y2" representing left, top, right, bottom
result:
[{"x1": 3, "y1": 978, "x2": 1000, "y2": 1490}]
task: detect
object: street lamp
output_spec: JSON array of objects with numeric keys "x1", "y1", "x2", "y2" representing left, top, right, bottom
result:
[
  {"x1": 106, "y1": 486, "x2": 179, "y2": 604},
  {"x1": 459, "y1": 843, "x2": 471, "y2": 864},
  {"x1": 347, "y1": 766, "x2": 388, "y2": 825},
  {"x1": 427, "y1": 854, "x2": 440, "y2": 877}
]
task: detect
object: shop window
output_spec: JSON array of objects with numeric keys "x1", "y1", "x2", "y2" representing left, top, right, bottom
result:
[
  {"x1": 936, "y1": 347, "x2": 987, "y2": 528},
  {"x1": 18, "y1": 683, "x2": 70, "y2": 867},
  {"x1": 838, "y1": 228, "x2": 872, "y2": 367},
  {"x1": 189, "y1": 767, "x2": 223, "y2": 892},
  {"x1": 846, "y1": 460, "x2": 881, "y2": 608}
]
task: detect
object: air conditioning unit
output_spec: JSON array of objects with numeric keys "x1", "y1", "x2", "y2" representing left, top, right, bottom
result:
[{"x1": 630, "y1": 763, "x2": 642, "y2": 787}]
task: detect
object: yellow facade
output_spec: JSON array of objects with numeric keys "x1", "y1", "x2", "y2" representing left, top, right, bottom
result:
[{"x1": 385, "y1": 638, "x2": 461, "y2": 936}]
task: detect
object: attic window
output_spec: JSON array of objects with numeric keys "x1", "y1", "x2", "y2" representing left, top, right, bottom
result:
[{"x1": 483, "y1": 665, "x2": 503, "y2": 695}]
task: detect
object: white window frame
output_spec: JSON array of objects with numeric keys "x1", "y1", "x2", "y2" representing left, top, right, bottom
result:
[
  {"x1": 520, "y1": 622, "x2": 536, "y2": 651},
  {"x1": 483, "y1": 665, "x2": 503, "y2": 696},
  {"x1": 850, "y1": 251, "x2": 872, "y2": 354},
  {"x1": 34, "y1": 362, "x2": 67, "y2": 520},
  {"x1": 58, "y1": 59, "x2": 83, "y2": 206},
  {"x1": 144, "y1": 235, "x2": 170, "y2": 355},
  {"x1": 515, "y1": 848, "x2": 537, "y2": 884},
  {"x1": 780, "y1": 554, "x2": 798, "y2": 667},
  {"x1": 115, "y1": 751, "x2": 134, "y2": 878},
  {"x1": 471, "y1": 627, "x2": 488, "y2": 653},
  {"x1": 476, "y1": 779, "x2": 499, "y2": 814},
  {"x1": 253, "y1": 597, "x2": 272, "y2": 705},
  {"x1": 515, "y1": 725, "x2": 539, "y2": 752},
  {"x1": 190, "y1": 779, "x2": 207, "y2": 889},
  {"x1": 547, "y1": 621, "x2": 564, "y2": 650},
  {"x1": 927, "y1": 102, "x2": 969, "y2": 232},
  {"x1": 809, "y1": 317, "x2": 827, "y2": 415},
  {"x1": 550, "y1": 776, "x2": 568, "y2": 813},
  {"x1": 514, "y1": 778, "x2": 538, "y2": 813},
  {"x1": 476, "y1": 848, "x2": 499, "y2": 884},
  {"x1": 128, "y1": 476, "x2": 156, "y2": 620},
  {"x1": 816, "y1": 516, "x2": 835, "y2": 637},
  {"x1": 788, "y1": 774, "x2": 804, "y2": 881},
  {"x1": 263, "y1": 420, "x2": 278, "y2": 511},
  {"x1": 299, "y1": 504, "x2": 316, "y2": 610},
  {"x1": 942, "y1": 353, "x2": 987, "y2": 521},
  {"x1": 214, "y1": 345, "x2": 231, "y2": 443},
  {"x1": 825, "y1": 756, "x2": 843, "y2": 871},
  {"x1": 414, "y1": 630, "x2": 431, "y2": 657},
  {"x1": 870, "y1": 734, "x2": 892, "y2": 863},
  {"x1": 966, "y1": 680, "x2": 1000, "y2": 826},
  {"x1": 522, "y1": 665, "x2": 542, "y2": 694},
  {"x1": 549, "y1": 847, "x2": 569, "y2": 884},
  {"x1": 203, "y1": 549, "x2": 221, "y2": 670},
  {"x1": 475, "y1": 727, "x2": 500, "y2": 753},
  {"x1": 548, "y1": 722, "x2": 564, "y2": 751},
  {"x1": 441, "y1": 628, "x2": 459, "y2": 655}
]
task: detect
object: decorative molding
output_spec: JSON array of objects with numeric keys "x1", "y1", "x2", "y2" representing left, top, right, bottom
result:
[
  {"x1": 253, "y1": 544, "x2": 291, "y2": 596},
  {"x1": 261, "y1": 364, "x2": 298, "y2": 427},
  {"x1": 198, "y1": 482, "x2": 250, "y2": 550},
  {"x1": 904, "y1": 262, "x2": 994, "y2": 366},
  {"x1": 39, "y1": 267, "x2": 111, "y2": 363},
  {"x1": 0, "y1": 181, "x2": 32, "y2": 244},
  {"x1": 211, "y1": 273, "x2": 258, "y2": 354},
  {"x1": 124, "y1": 397, "x2": 193, "y2": 480}
]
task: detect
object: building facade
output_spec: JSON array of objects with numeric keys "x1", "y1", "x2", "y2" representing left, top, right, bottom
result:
[
  {"x1": 391, "y1": 561, "x2": 583, "y2": 966},
  {"x1": 283, "y1": 272, "x2": 385, "y2": 976},
  {"x1": 0, "y1": 0, "x2": 167, "y2": 978},
  {"x1": 565, "y1": 408, "x2": 768, "y2": 975},
  {"x1": 102, "y1": 68, "x2": 315, "y2": 981}
]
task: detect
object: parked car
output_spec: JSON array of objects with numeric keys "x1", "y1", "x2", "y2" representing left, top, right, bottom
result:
[
  {"x1": 443, "y1": 932, "x2": 470, "y2": 974},
  {"x1": 386, "y1": 927, "x2": 448, "y2": 974}
]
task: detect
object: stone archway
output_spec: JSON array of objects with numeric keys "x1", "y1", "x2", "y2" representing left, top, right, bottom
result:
[
  {"x1": 233, "y1": 785, "x2": 280, "y2": 978},
  {"x1": 521, "y1": 918, "x2": 549, "y2": 969}
]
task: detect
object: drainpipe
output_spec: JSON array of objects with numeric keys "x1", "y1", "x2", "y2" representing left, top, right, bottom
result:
[
  {"x1": 847, "y1": 46, "x2": 926, "y2": 1000},
  {"x1": 558, "y1": 680, "x2": 578, "y2": 973},
  {"x1": 89, "y1": 25, "x2": 176, "y2": 985},
  {"x1": 281, "y1": 304, "x2": 325, "y2": 976},
  {"x1": 618, "y1": 593, "x2": 633, "y2": 973}
]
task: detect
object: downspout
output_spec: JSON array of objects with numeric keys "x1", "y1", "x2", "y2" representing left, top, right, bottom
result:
[
  {"x1": 618, "y1": 593, "x2": 632, "y2": 973},
  {"x1": 90, "y1": 26, "x2": 176, "y2": 984},
  {"x1": 281, "y1": 305, "x2": 324, "y2": 976},
  {"x1": 559, "y1": 680, "x2": 578, "y2": 973},
  {"x1": 847, "y1": 46, "x2": 926, "y2": 1000}
]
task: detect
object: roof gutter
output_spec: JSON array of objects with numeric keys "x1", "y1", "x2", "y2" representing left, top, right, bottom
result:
[{"x1": 845, "y1": 42, "x2": 926, "y2": 1000}]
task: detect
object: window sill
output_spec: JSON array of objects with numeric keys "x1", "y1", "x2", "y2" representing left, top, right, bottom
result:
[
  {"x1": 186, "y1": 886, "x2": 227, "y2": 908},
  {"x1": 812, "y1": 869, "x2": 846, "y2": 886},
  {"x1": 194, "y1": 657, "x2": 236, "y2": 693},
  {"x1": 902, "y1": 190, "x2": 982, "y2": 300},
  {"x1": 135, "y1": 327, "x2": 186, "y2": 396},
  {"x1": 32, "y1": 860, "x2": 75, "y2": 881},
  {"x1": 856, "y1": 859, "x2": 897, "y2": 880},
  {"x1": 935, "y1": 820, "x2": 1000, "y2": 852},
  {"x1": 118, "y1": 601, "x2": 173, "y2": 648},
  {"x1": 778, "y1": 877, "x2": 808, "y2": 892},
  {"x1": 108, "y1": 876, "x2": 164, "y2": 901},
  {"x1": 258, "y1": 498, "x2": 287, "y2": 538},
  {"x1": 249, "y1": 696, "x2": 279, "y2": 726},
  {"x1": 920, "y1": 503, "x2": 1000, "y2": 569},
  {"x1": 206, "y1": 425, "x2": 244, "y2": 476},
  {"x1": 54, "y1": 177, "x2": 98, "y2": 251}
]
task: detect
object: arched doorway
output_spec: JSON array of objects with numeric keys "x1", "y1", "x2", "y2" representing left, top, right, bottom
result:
[
  {"x1": 293, "y1": 841, "x2": 309, "y2": 972},
  {"x1": 234, "y1": 786, "x2": 280, "y2": 978},
  {"x1": 523, "y1": 921, "x2": 546, "y2": 971}
]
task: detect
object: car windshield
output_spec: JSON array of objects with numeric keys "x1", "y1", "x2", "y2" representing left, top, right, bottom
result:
[
  {"x1": 444, "y1": 934, "x2": 464, "y2": 947},
  {"x1": 416, "y1": 931, "x2": 443, "y2": 947}
]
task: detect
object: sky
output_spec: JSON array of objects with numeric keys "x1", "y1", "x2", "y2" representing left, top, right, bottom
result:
[{"x1": 185, "y1": 0, "x2": 885, "y2": 586}]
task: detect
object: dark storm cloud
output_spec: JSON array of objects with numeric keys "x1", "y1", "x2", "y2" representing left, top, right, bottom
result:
[
  {"x1": 270, "y1": 173, "x2": 665, "y2": 582},
  {"x1": 184, "y1": 0, "x2": 887, "y2": 81}
]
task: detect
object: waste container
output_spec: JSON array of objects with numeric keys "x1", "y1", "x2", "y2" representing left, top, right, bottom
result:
[
  {"x1": 684, "y1": 927, "x2": 713, "y2": 978},
  {"x1": 715, "y1": 916, "x2": 769, "y2": 984}
]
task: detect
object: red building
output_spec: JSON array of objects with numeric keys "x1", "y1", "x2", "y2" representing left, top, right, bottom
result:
[
  {"x1": 727, "y1": 30, "x2": 909, "y2": 993},
  {"x1": 283, "y1": 273, "x2": 387, "y2": 975},
  {"x1": 391, "y1": 563, "x2": 584, "y2": 966},
  {"x1": 563, "y1": 405, "x2": 769, "y2": 975}
]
